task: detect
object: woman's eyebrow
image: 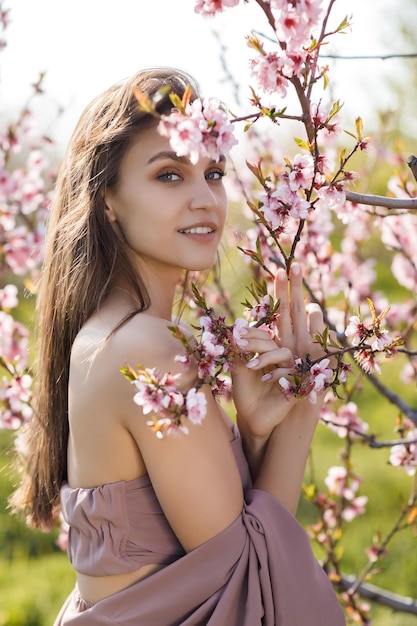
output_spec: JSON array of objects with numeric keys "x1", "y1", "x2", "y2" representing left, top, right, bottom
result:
[
  {"x1": 147, "y1": 151, "x2": 226, "y2": 165},
  {"x1": 147, "y1": 151, "x2": 188, "y2": 165}
]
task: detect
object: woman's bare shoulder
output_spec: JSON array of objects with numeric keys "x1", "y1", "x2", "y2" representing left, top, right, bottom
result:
[{"x1": 71, "y1": 311, "x2": 197, "y2": 394}]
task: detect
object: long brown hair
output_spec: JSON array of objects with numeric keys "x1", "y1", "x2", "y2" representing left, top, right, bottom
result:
[{"x1": 9, "y1": 67, "x2": 201, "y2": 529}]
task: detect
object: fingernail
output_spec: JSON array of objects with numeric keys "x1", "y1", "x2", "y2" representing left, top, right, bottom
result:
[
  {"x1": 277, "y1": 268, "x2": 287, "y2": 282},
  {"x1": 246, "y1": 358, "x2": 259, "y2": 369},
  {"x1": 237, "y1": 338, "x2": 248, "y2": 347},
  {"x1": 261, "y1": 372, "x2": 272, "y2": 381},
  {"x1": 292, "y1": 262, "x2": 300, "y2": 276}
]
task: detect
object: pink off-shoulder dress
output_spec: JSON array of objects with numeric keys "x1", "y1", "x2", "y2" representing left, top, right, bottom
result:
[{"x1": 54, "y1": 429, "x2": 346, "y2": 625}]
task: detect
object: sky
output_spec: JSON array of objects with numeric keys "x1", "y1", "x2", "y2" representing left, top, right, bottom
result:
[{"x1": 0, "y1": 0, "x2": 407, "y2": 152}]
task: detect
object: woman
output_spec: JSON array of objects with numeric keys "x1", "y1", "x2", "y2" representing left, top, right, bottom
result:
[{"x1": 10, "y1": 67, "x2": 345, "y2": 625}]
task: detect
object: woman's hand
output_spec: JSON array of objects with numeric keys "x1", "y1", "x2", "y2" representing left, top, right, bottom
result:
[{"x1": 232, "y1": 262, "x2": 327, "y2": 441}]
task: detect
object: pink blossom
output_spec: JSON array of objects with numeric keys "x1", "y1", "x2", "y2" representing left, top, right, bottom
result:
[
  {"x1": 0, "y1": 311, "x2": 29, "y2": 367},
  {"x1": 324, "y1": 466, "x2": 349, "y2": 497},
  {"x1": 371, "y1": 328, "x2": 392, "y2": 351},
  {"x1": 323, "y1": 507, "x2": 337, "y2": 529},
  {"x1": 132, "y1": 369, "x2": 183, "y2": 415},
  {"x1": 0, "y1": 374, "x2": 33, "y2": 429},
  {"x1": 4, "y1": 226, "x2": 41, "y2": 275},
  {"x1": 354, "y1": 348, "x2": 381, "y2": 375},
  {"x1": 199, "y1": 315, "x2": 213, "y2": 332},
  {"x1": 288, "y1": 153, "x2": 315, "y2": 191},
  {"x1": 194, "y1": 0, "x2": 239, "y2": 15},
  {"x1": 315, "y1": 184, "x2": 346, "y2": 211},
  {"x1": 345, "y1": 315, "x2": 366, "y2": 346},
  {"x1": 270, "y1": 0, "x2": 323, "y2": 50},
  {"x1": 308, "y1": 358, "x2": 333, "y2": 403},
  {"x1": 200, "y1": 331, "x2": 225, "y2": 358},
  {"x1": 158, "y1": 98, "x2": 237, "y2": 165},
  {"x1": 325, "y1": 466, "x2": 362, "y2": 500},
  {"x1": 400, "y1": 361, "x2": 416, "y2": 385},
  {"x1": 389, "y1": 430, "x2": 417, "y2": 476},
  {"x1": 158, "y1": 112, "x2": 203, "y2": 165},
  {"x1": 288, "y1": 195, "x2": 310, "y2": 220},
  {"x1": 0, "y1": 284, "x2": 18, "y2": 309},
  {"x1": 250, "y1": 295, "x2": 272, "y2": 322},
  {"x1": 342, "y1": 495, "x2": 368, "y2": 522},
  {"x1": 322, "y1": 402, "x2": 369, "y2": 439},
  {"x1": 250, "y1": 52, "x2": 291, "y2": 97},
  {"x1": 259, "y1": 181, "x2": 296, "y2": 229},
  {"x1": 232, "y1": 317, "x2": 249, "y2": 348},
  {"x1": 197, "y1": 357, "x2": 217, "y2": 380},
  {"x1": 185, "y1": 387, "x2": 207, "y2": 425},
  {"x1": 391, "y1": 254, "x2": 417, "y2": 292}
]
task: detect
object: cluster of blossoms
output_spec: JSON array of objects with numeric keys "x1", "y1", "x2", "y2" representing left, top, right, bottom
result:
[
  {"x1": 344, "y1": 301, "x2": 400, "y2": 375},
  {"x1": 0, "y1": 285, "x2": 31, "y2": 428},
  {"x1": 306, "y1": 465, "x2": 368, "y2": 548},
  {"x1": 279, "y1": 356, "x2": 334, "y2": 404},
  {"x1": 122, "y1": 365, "x2": 207, "y2": 438},
  {"x1": 248, "y1": 0, "x2": 324, "y2": 98},
  {"x1": 323, "y1": 466, "x2": 368, "y2": 525},
  {"x1": 256, "y1": 151, "x2": 346, "y2": 233},
  {"x1": 321, "y1": 400, "x2": 369, "y2": 440},
  {"x1": 259, "y1": 153, "x2": 315, "y2": 231},
  {"x1": 0, "y1": 372, "x2": 33, "y2": 429},
  {"x1": 124, "y1": 287, "x2": 342, "y2": 437},
  {"x1": 158, "y1": 97, "x2": 237, "y2": 165},
  {"x1": 0, "y1": 48, "x2": 55, "y2": 429}
]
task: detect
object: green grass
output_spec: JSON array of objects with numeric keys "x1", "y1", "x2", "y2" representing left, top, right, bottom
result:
[{"x1": 0, "y1": 553, "x2": 74, "y2": 626}]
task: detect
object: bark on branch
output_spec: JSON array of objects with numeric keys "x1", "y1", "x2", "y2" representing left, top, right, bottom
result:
[
  {"x1": 345, "y1": 190, "x2": 417, "y2": 210},
  {"x1": 341, "y1": 575, "x2": 417, "y2": 616}
]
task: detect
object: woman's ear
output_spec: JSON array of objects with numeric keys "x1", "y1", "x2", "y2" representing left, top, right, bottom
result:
[{"x1": 103, "y1": 191, "x2": 118, "y2": 224}]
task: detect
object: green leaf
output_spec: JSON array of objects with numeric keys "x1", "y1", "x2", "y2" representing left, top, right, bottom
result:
[
  {"x1": 294, "y1": 137, "x2": 311, "y2": 151},
  {"x1": 355, "y1": 116, "x2": 363, "y2": 140},
  {"x1": 336, "y1": 15, "x2": 351, "y2": 33}
]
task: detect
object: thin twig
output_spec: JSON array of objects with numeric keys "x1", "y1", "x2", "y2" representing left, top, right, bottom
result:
[{"x1": 321, "y1": 53, "x2": 417, "y2": 61}]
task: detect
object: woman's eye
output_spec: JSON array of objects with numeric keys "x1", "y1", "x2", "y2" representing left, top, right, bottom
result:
[
  {"x1": 157, "y1": 171, "x2": 182, "y2": 182},
  {"x1": 206, "y1": 169, "x2": 226, "y2": 181}
]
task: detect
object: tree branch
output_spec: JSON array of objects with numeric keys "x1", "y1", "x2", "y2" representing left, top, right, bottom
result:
[
  {"x1": 365, "y1": 371, "x2": 417, "y2": 426},
  {"x1": 341, "y1": 575, "x2": 417, "y2": 616},
  {"x1": 345, "y1": 190, "x2": 417, "y2": 210}
]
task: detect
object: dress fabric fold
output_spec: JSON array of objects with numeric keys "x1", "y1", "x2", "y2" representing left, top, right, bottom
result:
[
  {"x1": 55, "y1": 431, "x2": 345, "y2": 625},
  {"x1": 55, "y1": 487, "x2": 345, "y2": 625}
]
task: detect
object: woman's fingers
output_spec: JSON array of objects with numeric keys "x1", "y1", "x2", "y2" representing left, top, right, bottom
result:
[
  {"x1": 274, "y1": 263, "x2": 309, "y2": 348},
  {"x1": 274, "y1": 268, "x2": 292, "y2": 343},
  {"x1": 246, "y1": 346, "x2": 294, "y2": 371},
  {"x1": 306, "y1": 302, "x2": 325, "y2": 335},
  {"x1": 289, "y1": 263, "x2": 309, "y2": 341}
]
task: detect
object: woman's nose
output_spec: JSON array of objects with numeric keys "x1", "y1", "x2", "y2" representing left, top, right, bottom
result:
[{"x1": 188, "y1": 179, "x2": 218, "y2": 211}]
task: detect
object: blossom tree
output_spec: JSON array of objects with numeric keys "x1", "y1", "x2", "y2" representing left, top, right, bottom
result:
[
  {"x1": 1, "y1": 0, "x2": 417, "y2": 623},
  {"x1": 0, "y1": 5, "x2": 56, "y2": 432}
]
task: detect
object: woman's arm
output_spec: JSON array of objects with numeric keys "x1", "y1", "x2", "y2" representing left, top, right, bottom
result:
[
  {"x1": 254, "y1": 401, "x2": 321, "y2": 514},
  {"x1": 104, "y1": 315, "x2": 245, "y2": 553}
]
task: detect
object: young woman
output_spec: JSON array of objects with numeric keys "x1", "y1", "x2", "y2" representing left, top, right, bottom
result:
[{"x1": 10, "y1": 67, "x2": 345, "y2": 625}]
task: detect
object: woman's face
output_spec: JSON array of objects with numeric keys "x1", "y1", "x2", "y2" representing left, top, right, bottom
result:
[{"x1": 105, "y1": 123, "x2": 228, "y2": 280}]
